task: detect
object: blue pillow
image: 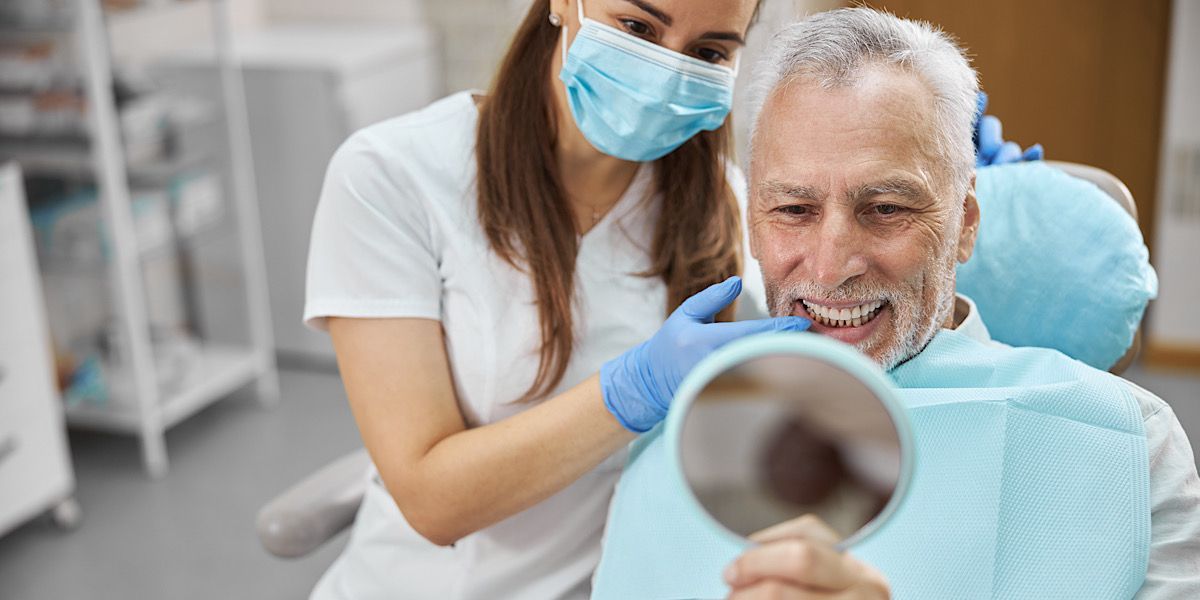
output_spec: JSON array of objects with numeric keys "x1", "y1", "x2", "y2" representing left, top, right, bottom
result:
[{"x1": 956, "y1": 162, "x2": 1157, "y2": 370}]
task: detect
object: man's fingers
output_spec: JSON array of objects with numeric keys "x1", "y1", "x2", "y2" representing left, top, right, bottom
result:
[
  {"x1": 680, "y1": 276, "x2": 743, "y2": 322},
  {"x1": 724, "y1": 538, "x2": 863, "y2": 592},
  {"x1": 749, "y1": 514, "x2": 841, "y2": 545}
]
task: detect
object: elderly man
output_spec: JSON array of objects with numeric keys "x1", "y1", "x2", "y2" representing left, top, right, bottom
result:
[{"x1": 591, "y1": 8, "x2": 1199, "y2": 600}]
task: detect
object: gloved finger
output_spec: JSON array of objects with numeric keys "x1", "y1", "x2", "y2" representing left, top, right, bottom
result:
[
  {"x1": 1021, "y1": 143, "x2": 1044, "y2": 161},
  {"x1": 750, "y1": 514, "x2": 842, "y2": 545},
  {"x1": 724, "y1": 538, "x2": 864, "y2": 591},
  {"x1": 991, "y1": 141, "x2": 1023, "y2": 165},
  {"x1": 975, "y1": 91, "x2": 989, "y2": 117},
  {"x1": 704, "y1": 316, "x2": 811, "y2": 346},
  {"x1": 975, "y1": 115, "x2": 1003, "y2": 160},
  {"x1": 679, "y1": 276, "x2": 743, "y2": 322}
]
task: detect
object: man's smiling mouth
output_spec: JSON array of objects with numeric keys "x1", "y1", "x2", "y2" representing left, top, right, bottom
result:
[{"x1": 801, "y1": 299, "x2": 887, "y2": 328}]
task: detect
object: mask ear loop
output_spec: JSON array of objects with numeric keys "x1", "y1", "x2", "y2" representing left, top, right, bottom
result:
[
  {"x1": 561, "y1": 0, "x2": 587, "y2": 64},
  {"x1": 560, "y1": 21, "x2": 569, "y2": 63}
]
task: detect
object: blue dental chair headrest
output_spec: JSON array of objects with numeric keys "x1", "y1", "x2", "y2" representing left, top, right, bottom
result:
[{"x1": 956, "y1": 162, "x2": 1158, "y2": 371}]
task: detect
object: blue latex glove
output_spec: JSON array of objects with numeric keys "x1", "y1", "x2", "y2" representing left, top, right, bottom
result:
[
  {"x1": 599, "y1": 276, "x2": 811, "y2": 433},
  {"x1": 974, "y1": 91, "x2": 1044, "y2": 166}
]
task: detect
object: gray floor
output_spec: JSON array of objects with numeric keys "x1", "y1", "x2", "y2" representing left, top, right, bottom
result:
[
  {"x1": 0, "y1": 362, "x2": 1197, "y2": 600},
  {"x1": 0, "y1": 367, "x2": 361, "y2": 600}
]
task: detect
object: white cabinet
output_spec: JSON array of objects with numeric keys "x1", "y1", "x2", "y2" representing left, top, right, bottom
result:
[{"x1": 0, "y1": 162, "x2": 78, "y2": 537}]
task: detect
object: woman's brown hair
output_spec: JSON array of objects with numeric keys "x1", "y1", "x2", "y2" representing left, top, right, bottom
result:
[{"x1": 476, "y1": 0, "x2": 747, "y2": 401}]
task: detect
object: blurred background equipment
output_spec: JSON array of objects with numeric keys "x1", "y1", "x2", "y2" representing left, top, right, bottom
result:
[
  {"x1": 0, "y1": 0, "x2": 280, "y2": 477},
  {"x1": 0, "y1": 162, "x2": 80, "y2": 538},
  {"x1": 155, "y1": 19, "x2": 439, "y2": 363}
]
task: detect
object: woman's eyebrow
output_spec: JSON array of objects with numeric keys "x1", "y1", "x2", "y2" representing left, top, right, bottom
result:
[
  {"x1": 624, "y1": 0, "x2": 672, "y2": 26},
  {"x1": 622, "y1": 1, "x2": 747, "y2": 46},
  {"x1": 697, "y1": 31, "x2": 746, "y2": 46}
]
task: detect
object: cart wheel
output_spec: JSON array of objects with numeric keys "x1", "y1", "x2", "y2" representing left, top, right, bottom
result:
[{"x1": 50, "y1": 498, "x2": 82, "y2": 530}]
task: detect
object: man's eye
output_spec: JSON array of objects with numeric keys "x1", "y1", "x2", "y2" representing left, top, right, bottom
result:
[
  {"x1": 778, "y1": 205, "x2": 809, "y2": 216},
  {"x1": 619, "y1": 19, "x2": 652, "y2": 37},
  {"x1": 694, "y1": 47, "x2": 728, "y2": 63},
  {"x1": 874, "y1": 204, "x2": 901, "y2": 216}
]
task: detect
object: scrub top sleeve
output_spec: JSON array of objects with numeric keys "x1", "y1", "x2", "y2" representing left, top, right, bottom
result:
[
  {"x1": 304, "y1": 133, "x2": 442, "y2": 332},
  {"x1": 727, "y1": 162, "x2": 769, "y2": 321}
]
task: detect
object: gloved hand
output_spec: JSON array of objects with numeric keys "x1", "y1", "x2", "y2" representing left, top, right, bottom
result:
[
  {"x1": 600, "y1": 276, "x2": 811, "y2": 433},
  {"x1": 974, "y1": 91, "x2": 1043, "y2": 166}
]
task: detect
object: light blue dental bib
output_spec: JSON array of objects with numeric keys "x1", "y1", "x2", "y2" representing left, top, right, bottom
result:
[{"x1": 592, "y1": 330, "x2": 1150, "y2": 599}]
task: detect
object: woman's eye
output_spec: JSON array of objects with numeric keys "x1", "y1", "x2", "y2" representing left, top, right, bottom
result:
[
  {"x1": 694, "y1": 47, "x2": 728, "y2": 63},
  {"x1": 619, "y1": 19, "x2": 652, "y2": 38}
]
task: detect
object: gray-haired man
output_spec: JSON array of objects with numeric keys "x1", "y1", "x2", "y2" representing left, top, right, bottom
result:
[{"x1": 592, "y1": 8, "x2": 1199, "y2": 599}]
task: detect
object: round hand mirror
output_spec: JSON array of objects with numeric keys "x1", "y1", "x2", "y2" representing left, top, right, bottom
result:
[{"x1": 667, "y1": 333, "x2": 913, "y2": 549}]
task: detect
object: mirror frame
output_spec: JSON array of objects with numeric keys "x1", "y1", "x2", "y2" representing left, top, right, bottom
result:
[{"x1": 665, "y1": 332, "x2": 915, "y2": 551}]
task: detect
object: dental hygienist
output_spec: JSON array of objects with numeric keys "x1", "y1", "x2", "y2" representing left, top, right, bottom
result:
[{"x1": 302, "y1": 1, "x2": 1030, "y2": 598}]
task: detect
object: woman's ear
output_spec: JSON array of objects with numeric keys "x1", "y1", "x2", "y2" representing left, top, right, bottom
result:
[
  {"x1": 550, "y1": 0, "x2": 575, "y2": 31},
  {"x1": 957, "y1": 175, "x2": 980, "y2": 264}
]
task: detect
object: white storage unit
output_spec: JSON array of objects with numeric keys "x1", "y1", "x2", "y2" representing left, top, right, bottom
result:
[
  {"x1": 0, "y1": 162, "x2": 79, "y2": 537},
  {"x1": 0, "y1": 0, "x2": 281, "y2": 477},
  {"x1": 161, "y1": 24, "x2": 441, "y2": 363}
]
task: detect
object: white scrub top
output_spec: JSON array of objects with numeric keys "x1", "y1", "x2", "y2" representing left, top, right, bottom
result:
[{"x1": 303, "y1": 91, "x2": 750, "y2": 599}]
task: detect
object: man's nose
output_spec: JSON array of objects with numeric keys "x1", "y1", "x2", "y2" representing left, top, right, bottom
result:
[{"x1": 808, "y1": 214, "x2": 868, "y2": 289}]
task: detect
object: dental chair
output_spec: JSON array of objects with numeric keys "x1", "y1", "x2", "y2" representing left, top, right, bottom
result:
[{"x1": 255, "y1": 161, "x2": 1148, "y2": 560}]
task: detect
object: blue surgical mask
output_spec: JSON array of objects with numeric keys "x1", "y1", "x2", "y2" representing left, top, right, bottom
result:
[{"x1": 558, "y1": 0, "x2": 738, "y2": 162}]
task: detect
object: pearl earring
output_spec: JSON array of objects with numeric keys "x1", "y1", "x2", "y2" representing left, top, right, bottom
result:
[{"x1": 549, "y1": 13, "x2": 563, "y2": 26}]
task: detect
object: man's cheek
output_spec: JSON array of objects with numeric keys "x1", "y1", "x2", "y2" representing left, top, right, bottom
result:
[{"x1": 758, "y1": 231, "x2": 806, "y2": 276}]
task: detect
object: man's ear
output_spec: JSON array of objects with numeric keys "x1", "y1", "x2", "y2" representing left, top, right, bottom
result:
[{"x1": 957, "y1": 174, "x2": 979, "y2": 264}]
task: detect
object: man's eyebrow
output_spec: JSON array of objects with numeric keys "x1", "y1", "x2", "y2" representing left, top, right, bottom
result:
[
  {"x1": 850, "y1": 178, "x2": 927, "y2": 202},
  {"x1": 760, "y1": 180, "x2": 825, "y2": 200},
  {"x1": 624, "y1": 0, "x2": 672, "y2": 27}
]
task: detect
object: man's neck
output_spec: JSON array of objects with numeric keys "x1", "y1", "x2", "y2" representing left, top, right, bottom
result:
[{"x1": 950, "y1": 296, "x2": 970, "y2": 330}]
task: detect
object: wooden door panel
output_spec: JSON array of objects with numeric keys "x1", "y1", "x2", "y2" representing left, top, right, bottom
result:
[{"x1": 859, "y1": 0, "x2": 1171, "y2": 246}]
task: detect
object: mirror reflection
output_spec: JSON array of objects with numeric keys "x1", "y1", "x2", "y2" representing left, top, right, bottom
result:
[{"x1": 679, "y1": 353, "x2": 903, "y2": 543}]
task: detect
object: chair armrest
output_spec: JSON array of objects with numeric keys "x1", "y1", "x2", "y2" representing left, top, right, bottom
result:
[{"x1": 257, "y1": 448, "x2": 372, "y2": 558}]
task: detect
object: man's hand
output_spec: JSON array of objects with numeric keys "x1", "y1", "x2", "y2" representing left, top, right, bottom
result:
[{"x1": 724, "y1": 515, "x2": 890, "y2": 599}]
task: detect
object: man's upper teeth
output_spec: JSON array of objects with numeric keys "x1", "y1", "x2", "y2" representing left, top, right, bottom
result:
[{"x1": 801, "y1": 299, "x2": 884, "y2": 327}]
